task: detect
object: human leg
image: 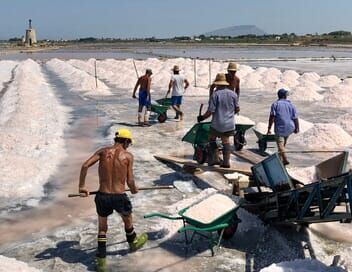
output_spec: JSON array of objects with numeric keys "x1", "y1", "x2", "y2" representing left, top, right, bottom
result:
[
  {"x1": 221, "y1": 136, "x2": 231, "y2": 168},
  {"x1": 121, "y1": 214, "x2": 147, "y2": 251},
  {"x1": 96, "y1": 216, "x2": 108, "y2": 271},
  {"x1": 208, "y1": 133, "x2": 220, "y2": 166},
  {"x1": 138, "y1": 105, "x2": 143, "y2": 124},
  {"x1": 276, "y1": 136, "x2": 289, "y2": 165}
]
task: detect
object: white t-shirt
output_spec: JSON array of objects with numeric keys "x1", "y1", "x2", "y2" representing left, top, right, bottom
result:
[{"x1": 171, "y1": 74, "x2": 186, "y2": 96}]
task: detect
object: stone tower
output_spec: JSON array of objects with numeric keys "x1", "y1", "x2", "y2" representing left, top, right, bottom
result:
[{"x1": 25, "y1": 19, "x2": 37, "y2": 47}]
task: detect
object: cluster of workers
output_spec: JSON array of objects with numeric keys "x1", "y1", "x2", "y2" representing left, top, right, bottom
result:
[{"x1": 78, "y1": 62, "x2": 299, "y2": 271}]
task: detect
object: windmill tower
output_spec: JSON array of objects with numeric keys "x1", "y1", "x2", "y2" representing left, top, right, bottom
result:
[{"x1": 25, "y1": 19, "x2": 37, "y2": 47}]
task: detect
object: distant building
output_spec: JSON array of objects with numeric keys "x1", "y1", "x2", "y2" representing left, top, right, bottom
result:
[{"x1": 24, "y1": 19, "x2": 37, "y2": 47}]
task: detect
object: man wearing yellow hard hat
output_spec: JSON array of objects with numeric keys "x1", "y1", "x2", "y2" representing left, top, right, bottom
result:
[{"x1": 78, "y1": 128, "x2": 147, "y2": 270}]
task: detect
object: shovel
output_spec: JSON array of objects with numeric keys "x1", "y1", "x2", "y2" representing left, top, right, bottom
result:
[{"x1": 68, "y1": 185, "x2": 175, "y2": 198}]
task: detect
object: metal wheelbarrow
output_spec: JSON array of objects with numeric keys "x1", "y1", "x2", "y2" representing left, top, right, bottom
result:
[
  {"x1": 252, "y1": 128, "x2": 277, "y2": 154},
  {"x1": 182, "y1": 122, "x2": 254, "y2": 164},
  {"x1": 150, "y1": 98, "x2": 172, "y2": 123},
  {"x1": 144, "y1": 195, "x2": 241, "y2": 256}
]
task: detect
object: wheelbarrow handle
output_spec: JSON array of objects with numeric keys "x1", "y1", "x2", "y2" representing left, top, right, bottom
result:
[
  {"x1": 144, "y1": 213, "x2": 183, "y2": 220},
  {"x1": 178, "y1": 223, "x2": 229, "y2": 233}
]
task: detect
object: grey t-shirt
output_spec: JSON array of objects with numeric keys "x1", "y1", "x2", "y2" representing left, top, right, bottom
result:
[
  {"x1": 171, "y1": 74, "x2": 186, "y2": 96},
  {"x1": 208, "y1": 88, "x2": 238, "y2": 132}
]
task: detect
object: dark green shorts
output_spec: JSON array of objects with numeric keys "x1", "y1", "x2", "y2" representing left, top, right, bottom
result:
[{"x1": 209, "y1": 127, "x2": 235, "y2": 137}]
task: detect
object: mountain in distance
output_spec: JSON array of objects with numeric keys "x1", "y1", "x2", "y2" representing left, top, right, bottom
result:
[{"x1": 204, "y1": 25, "x2": 266, "y2": 37}]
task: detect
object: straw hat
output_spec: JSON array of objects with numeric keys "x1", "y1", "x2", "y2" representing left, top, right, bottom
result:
[
  {"x1": 227, "y1": 62, "x2": 238, "y2": 72},
  {"x1": 172, "y1": 65, "x2": 180, "y2": 71},
  {"x1": 213, "y1": 73, "x2": 229, "y2": 86}
]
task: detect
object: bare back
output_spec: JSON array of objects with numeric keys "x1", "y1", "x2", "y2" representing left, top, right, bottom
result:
[
  {"x1": 138, "y1": 75, "x2": 151, "y2": 91},
  {"x1": 97, "y1": 145, "x2": 132, "y2": 193},
  {"x1": 226, "y1": 73, "x2": 240, "y2": 96}
]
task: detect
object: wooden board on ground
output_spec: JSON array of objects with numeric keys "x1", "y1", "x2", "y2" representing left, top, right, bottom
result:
[
  {"x1": 154, "y1": 155, "x2": 252, "y2": 175},
  {"x1": 232, "y1": 149, "x2": 266, "y2": 165}
]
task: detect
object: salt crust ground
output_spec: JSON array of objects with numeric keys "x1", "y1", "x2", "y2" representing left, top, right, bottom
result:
[{"x1": 0, "y1": 255, "x2": 42, "y2": 272}]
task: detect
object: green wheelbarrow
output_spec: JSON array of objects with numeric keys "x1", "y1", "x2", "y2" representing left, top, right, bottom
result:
[
  {"x1": 182, "y1": 122, "x2": 254, "y2": 164},
  {"x1": 150, "y1": 98, "x2": 172, "y2": 123},
  {"x1": 253, "y1": 128, "x2": 277, "y2": 153},
  {"x1": 144, "y1": 195, "x2": 241, "y2": 256}
]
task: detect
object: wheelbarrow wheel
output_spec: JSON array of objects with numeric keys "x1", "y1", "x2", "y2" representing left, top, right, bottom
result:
[
  {"x1": 194, "y1": 146, "x2": 207, "y2": 164},
  {"x1": 258, "y1": 139, "x2": 267, "y2": 153},
  {"x1": 157, "y1": 112, "x2": 167, "y2": 123},
  {"x1": 234, "y1": 131, "x2": 246, "y2": 151},
  {"x1": 219, "y1": 213, "x2": 239, "y2": 240}
]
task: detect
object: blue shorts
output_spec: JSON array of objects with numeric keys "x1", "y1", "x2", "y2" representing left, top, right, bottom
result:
[
  {"x1": 139, "y1": 90, "x2": 151, "y2": 107},
  {"x1": 171, "y1": 96, "x2": 182, "y2": 106}
]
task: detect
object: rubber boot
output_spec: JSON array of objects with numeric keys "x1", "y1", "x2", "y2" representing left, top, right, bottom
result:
[
  {"x1": 207, "y1": 141, "x2": 221, "y2": 166},
  {"x1": 96, "y1": 257, "x2": 107, "y2": 272},
  {"x1": 129, "y1": 232, "x2": 148, "y2": 252},
  {"x1": 221, "y1": 143, "x2": 232, "y2": 168}
]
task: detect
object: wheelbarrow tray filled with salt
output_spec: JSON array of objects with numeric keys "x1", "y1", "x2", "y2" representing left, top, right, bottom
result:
[
  {"x1": 150, "y1": 98, "x2": 172, "y2": 123},
  {"x1": 144, "y1": 193, "x2": 241, "y2": 256}
]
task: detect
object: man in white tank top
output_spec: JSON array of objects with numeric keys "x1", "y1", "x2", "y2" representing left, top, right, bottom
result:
[{"x1": 166, "y1": 65, "x2": 189, "y2": 120}]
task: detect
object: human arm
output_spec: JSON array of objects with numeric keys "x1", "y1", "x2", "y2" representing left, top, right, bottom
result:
[
  {"x1": 126, "y1": 152, "x2": 138, "y2": 194},
  {"x1": 78, "y1": 150, "x2": 101, "y2": 197},
  {"x1": 267, "y1": 115, "x2": 275, "y2": 135},
  {"x1": 294, "y1": 118, "x2": 299, "y2": 133},
  {"x1": 235, "y1": 77, "x2": 240, "y2": 97},
  {"x1": 132, "y1": 78, "x2": 140, "y2": 98},
  {"x1": 209, "y1": 83, "x2": 216, "y2": 97},
  {"x1": 197, "y1": 110, "x2": 212, "y2": 122},
  {"x1": 166, "y1": 79, "x2": 173, "y2": 97},
  {"x1": 184, "y1": 79, "x2": 190, "y2": 91},
  {"x1": 146, "y1": 77, "x2": 151, "y2": 99}
]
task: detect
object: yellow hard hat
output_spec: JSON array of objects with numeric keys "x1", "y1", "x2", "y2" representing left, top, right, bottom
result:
[{"x1": 115, "y1": 128, "x2": 134, "y2": 144}]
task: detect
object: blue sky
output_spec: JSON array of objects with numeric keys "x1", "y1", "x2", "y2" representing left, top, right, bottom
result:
[{"x1": 0, "y1": 0, "x2": 351, "y2": 40}]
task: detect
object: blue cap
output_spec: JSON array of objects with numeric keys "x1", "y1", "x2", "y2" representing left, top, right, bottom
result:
[{"x1": 277, "y1": 88, "x2": 289, "y2": 98}]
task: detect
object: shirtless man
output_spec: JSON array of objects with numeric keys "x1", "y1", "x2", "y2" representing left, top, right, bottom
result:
[
  {"x1": 209, "y1": 62, "x2": 240, "y2": 97},
  {"x1": 132, "y1": 69, "x2": 153, "y2": 126},
  {"x1": 78, "y1": 128, "x2": 147, "y2": 271}
]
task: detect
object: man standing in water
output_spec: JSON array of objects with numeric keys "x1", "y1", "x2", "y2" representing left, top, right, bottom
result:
[
  {"x1": 209, "y1": 62, "x2": 240, "y2": 97},
  {"x1": 78, "y1": 128, "x2": 147, "y2": 271},
  {"x1": 132, "y1": 69, "x2": 153, "y2": 126},
  {"x1": 267, "y1": 89, "x2": 299, "y2": 165},
  {"x1": 198, "y1": 73, "x2": 240, "y2": 168},
  {"x1": 166, "y1": 65, "x2": 189, "y2": 120}
]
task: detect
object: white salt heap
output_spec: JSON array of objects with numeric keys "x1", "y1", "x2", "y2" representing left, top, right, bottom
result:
[
  {"x1": 46, "y1": 58, "x2": 111, "y2": 95},
  {"x1": 298, "y1": 118, "x2": 314, "y2": 133},
  {"x1": 290, "y1": 85, "x2": 323, "y2": 102},
  {"x1": 342, "y1": 78, "x2": 352, "y2": 85},
  {"x1": 299, "y1": 72, "x2": 320, "y2": 82},
  {"x1": 0, "y1": 59, "x2": 68, "y2": 202},
  {"x1": 292, "y1": 123, "x2": 352, "y2": 149},
  {"x1": 260, "y1": 67, "x2": 282, "y2": 85},
  {"x1": 337, "y1": 113, "x2": 352, "y2": 134},
  {"x1": 183, "y1": 194, "x2": 237, "y2": 224},
  {"x1": 287, "y1": 166, "x2": 317, "y2": 185},
  {"x1": 321, "y1": 84, "x2": 352, "y2": 108},
  {"x1": 235, "y1": 115, "x2": 255, "y2": 125},
  {"x1": 280, "y1": 70, "x2": 300, "y2": 88},
  {"x1": 242, "y1": 72, "x2": 264, "y2": 89},
  {"x1": 318, "y1": 75, "x2": 341, "y2": 88},
  {"x1": 0, "y1": 255, "x2": 42, "y2": 272}
]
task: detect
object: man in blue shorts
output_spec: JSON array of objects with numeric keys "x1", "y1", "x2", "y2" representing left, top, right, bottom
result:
[
  {"x1": 132, "y1": 69, "x2": 153, "y2": 126},
  {"x1": 267, "y1": 89, "x2": 300, "y2": 165},
  {"x1": 166, "y1": 65, "x2": 189, "y2": 120},
  {"x1": 78, "y1": 129, "x2": 147, "y2": 271}
]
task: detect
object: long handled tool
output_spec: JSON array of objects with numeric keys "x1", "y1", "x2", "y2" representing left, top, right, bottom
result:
[
  {"x1": 280, "y1": 150, "x2": 345, "y2": 154},
  {"x1": 68, "y1": 185, "x2": 174, "y2": 198}
]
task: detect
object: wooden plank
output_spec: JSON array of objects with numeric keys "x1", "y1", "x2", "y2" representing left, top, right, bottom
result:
[
  {"x1": 154, "y1": 154, "x2": 252, "y2": 175},
  {"x1": 232, "y1": 149, "x2": 266, "y2": 165}
]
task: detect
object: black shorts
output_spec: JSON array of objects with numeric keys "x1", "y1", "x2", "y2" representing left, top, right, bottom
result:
[
  {"x1": 94, "y1": 192, "x2": 132, "y2": 217},
  {"x1": 209, "y1": 127, "x2": 235, "y2": 137}
]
